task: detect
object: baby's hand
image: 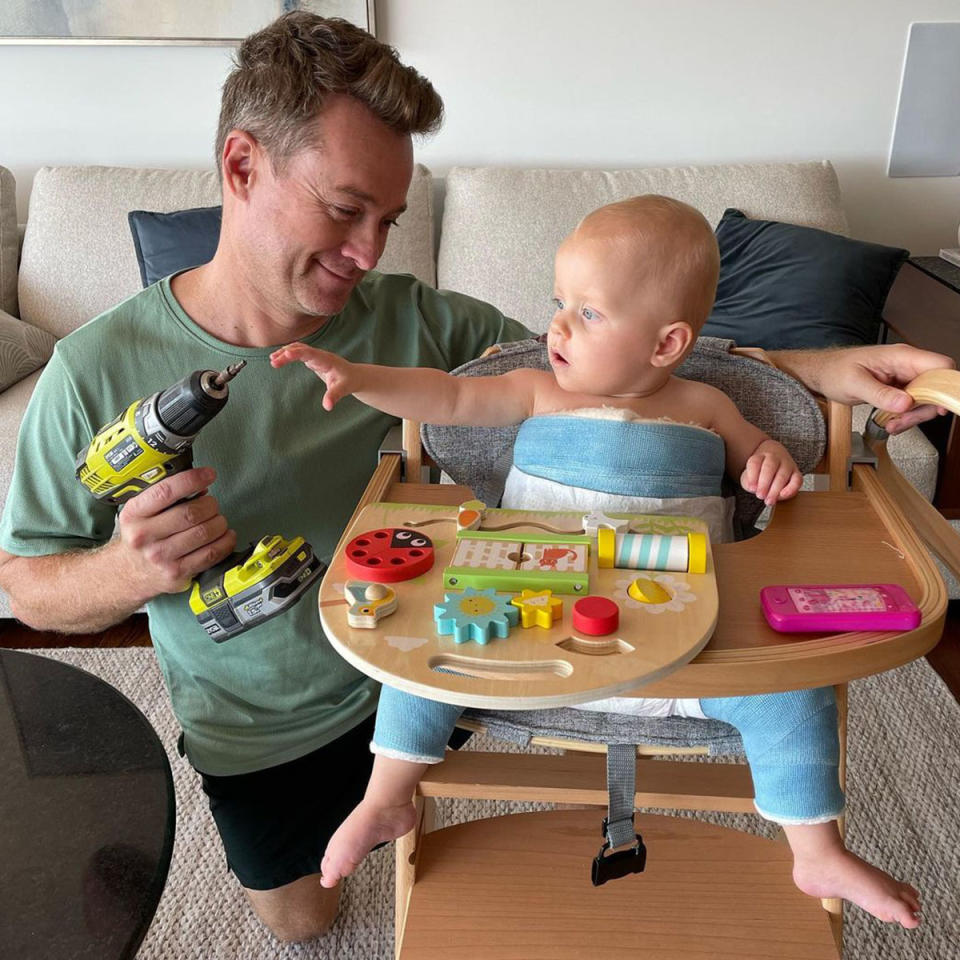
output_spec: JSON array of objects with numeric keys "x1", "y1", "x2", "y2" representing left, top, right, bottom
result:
[
  {"x1": 741, "y1": 439, "x2": 803, "y2": 506},
  {"x1": 270, "y1": 342, "x2": 354, "y2": 410}
]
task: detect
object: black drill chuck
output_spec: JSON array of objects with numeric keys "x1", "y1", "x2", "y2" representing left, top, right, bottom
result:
[{"x1": 155, "y1": 362, "x2": 246, "y2": 437}]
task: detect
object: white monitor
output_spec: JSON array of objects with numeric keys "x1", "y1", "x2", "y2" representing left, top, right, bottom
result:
[{"x1": 888, "y1": 21, "x2": 960, "y2": 177}]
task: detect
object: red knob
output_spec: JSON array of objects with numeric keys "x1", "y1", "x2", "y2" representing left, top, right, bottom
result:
[{"x1": 572, "y1": 596, "x2": 620, "y2": 636}]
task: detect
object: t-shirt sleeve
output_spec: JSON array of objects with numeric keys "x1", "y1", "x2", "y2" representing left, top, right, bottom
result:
[
  {"x1": 413, "y1": 283, "x2": 534, "y2": 369},
  {"x1": 0, "y1": 346, "x2": 117, "y2": 557}
]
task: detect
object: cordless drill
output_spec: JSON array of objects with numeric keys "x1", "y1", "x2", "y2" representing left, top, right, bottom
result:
[
  {"x1": 75, "y1": 363, "x2": 325, "y2": 640},
  {"x1": 76, "y1": 362, "x2": 247, "y2": 503}
]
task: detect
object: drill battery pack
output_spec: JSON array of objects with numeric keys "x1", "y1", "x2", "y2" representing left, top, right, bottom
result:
[{"x1": 190, "y1": 535, "x2": 326, "y2": 642}]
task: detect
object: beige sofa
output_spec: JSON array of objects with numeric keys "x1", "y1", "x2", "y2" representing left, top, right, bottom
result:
[{"x1": 0, "y1": 160, "x2": 941, "y2": 618}]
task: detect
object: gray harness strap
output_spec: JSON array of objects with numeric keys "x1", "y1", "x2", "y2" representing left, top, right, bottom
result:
[
  {"x1": 605, "y1": 742, "x2": 639, "y2": 847},
  {"x1": 592, "y1": 743, "x2": 647, "y2": 885}
]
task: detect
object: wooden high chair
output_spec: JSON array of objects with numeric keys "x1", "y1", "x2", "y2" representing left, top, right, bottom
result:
[{"x1": 327, "y1": 352, "x2": 960, "y2": 960}]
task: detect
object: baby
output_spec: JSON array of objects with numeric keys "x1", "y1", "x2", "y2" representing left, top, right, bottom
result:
[{"x1": 272, "y1": 196, "x2": 921, "y2": 928}]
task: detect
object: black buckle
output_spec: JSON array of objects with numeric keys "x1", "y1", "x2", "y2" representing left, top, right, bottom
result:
[{"x1": 591, "y1": 816, "x2": 647, "y2": 886}]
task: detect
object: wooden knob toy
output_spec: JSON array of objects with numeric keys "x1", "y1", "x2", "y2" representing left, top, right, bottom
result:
[
  {"x1": 344, "y1": 581, "x2": 399, "y2": 628},
  {"x1": 457, "y1": 499, "x2": 487, "y2": 531},
  {"x1": 581, "y1": 510, "x2": 630, "y2": 536}
]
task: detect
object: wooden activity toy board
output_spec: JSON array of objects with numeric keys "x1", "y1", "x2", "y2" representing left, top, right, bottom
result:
[{"x1": 319, "y1": 502, "x2": 719, "y2": 709}]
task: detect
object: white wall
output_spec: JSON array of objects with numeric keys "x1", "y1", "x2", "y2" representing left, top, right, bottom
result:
[{"x1": 1, "y1": 0, "x2": 959, "y2": 254}]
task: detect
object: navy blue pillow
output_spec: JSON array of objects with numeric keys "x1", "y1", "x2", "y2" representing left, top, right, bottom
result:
[
  {"x1": 703, "y1": 209, "x2": 909, "y2": 349},
  {"x1": 127, "y1": 206, "x2": 222, "y2": 288}
]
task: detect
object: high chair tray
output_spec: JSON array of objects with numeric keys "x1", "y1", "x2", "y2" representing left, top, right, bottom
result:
[
  {"x1": 319, "y1": 503, "x2": 719, "y2": 710},
  {"x1": 324, "y1": 475, "x2": 946, "y2": 701}
]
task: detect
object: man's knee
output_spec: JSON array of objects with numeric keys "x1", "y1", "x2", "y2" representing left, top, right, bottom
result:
[{"x1": 244, "y1": 874, "x2": 341, "y2": 942}]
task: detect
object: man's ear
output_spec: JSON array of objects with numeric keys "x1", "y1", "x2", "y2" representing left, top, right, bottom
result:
[
  {"x1": 650, "y1": 322, "x2": 694, "y2": 368},
  {"x1": 221, "y1": 130, "x2": 261, "y2": 202}
]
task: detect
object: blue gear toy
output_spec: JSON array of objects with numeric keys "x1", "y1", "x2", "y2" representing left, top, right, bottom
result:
[{"x1": 433, "y1": 587, "x2": 519, "y2": 644}]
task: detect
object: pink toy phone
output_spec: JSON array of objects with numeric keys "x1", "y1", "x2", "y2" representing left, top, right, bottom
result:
[{"x1": 760, "y1": 584, "x2": 921, "y2": 633}]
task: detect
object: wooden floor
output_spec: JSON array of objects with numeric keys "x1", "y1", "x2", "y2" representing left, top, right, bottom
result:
[
  {"x1": 0, "y1": 613, "x2": 153, "y2": 649},
  {"x1": 2, "y1": 603, "x2": 960, "y2": 703}
]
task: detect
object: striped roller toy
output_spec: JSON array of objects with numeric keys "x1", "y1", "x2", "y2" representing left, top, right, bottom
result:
[{"x1": 597, "y1": 529, "x2": 707, "y2": 574}]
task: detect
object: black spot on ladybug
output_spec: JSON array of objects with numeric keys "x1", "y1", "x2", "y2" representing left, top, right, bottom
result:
[{"x1": 391, "y1": 529, "x2": 432, "y2": 549}]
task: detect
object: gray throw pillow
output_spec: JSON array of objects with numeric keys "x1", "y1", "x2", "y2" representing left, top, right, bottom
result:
[
  {"x1": 0, "y1": 310, "x2": 56, "y2": 391},
  {"x1": 127, "y1": 206, "x2": 221, "y2": 288}
]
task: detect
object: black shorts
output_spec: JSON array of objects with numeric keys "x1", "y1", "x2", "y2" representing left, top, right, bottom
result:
[{"x1": 196, "y1": 714, "x2": 377, "y2": 891}]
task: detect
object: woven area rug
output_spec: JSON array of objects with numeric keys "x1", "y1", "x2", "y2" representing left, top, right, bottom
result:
[{"x1": 33, "y1": 647, "x2": 960, "y2": 960}]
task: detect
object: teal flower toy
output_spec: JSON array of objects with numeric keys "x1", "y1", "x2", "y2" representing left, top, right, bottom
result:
[{"x1": 433, "y1": 587, "x2": 519, "y2": 644}]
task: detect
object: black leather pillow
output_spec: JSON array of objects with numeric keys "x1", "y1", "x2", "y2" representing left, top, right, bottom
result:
[
  {"x1": 128, "y1": 205, "x2": 222, "y2": 287},
  {"x1": 703, "y1": 208, "x2": 908, "y2": 349}
]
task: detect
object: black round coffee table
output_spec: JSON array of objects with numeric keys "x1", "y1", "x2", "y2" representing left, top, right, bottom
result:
[{"x1": 0, "y1": 649, "x2": 175, "y2": 959}]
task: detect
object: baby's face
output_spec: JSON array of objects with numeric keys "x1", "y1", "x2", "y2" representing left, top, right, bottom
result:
[{"x1": 546, "y1": 234, "x2": 668, "y2": 397}]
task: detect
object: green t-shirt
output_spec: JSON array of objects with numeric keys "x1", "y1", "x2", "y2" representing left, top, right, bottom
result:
[{"x1": 0, "y1": 271, "x2": 530, "y2": 774}]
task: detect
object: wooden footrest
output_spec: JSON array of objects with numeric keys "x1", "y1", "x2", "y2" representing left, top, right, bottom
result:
[{"x1": 398, "y1": 810, "x2": 839, "y2": 960}]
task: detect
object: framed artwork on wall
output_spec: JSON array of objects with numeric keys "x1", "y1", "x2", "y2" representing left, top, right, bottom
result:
[{"x1": 0, "y1": 1, "x2": 375, "y2": 45}]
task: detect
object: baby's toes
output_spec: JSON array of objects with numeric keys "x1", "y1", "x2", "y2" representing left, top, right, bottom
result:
[
  {"x1": 891, "y1": 896, "x2": 921, "y2": 928},
  {"x1": 901, "y1": 886, "x2": 922, "y2": 914},
  {"x1": 319, "y1": 857, "x2": 341, "y2": 889}
]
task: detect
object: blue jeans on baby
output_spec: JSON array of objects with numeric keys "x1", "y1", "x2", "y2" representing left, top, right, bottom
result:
[{"x1": 372, "y1": 684, "x2": 845, "y2": 825}]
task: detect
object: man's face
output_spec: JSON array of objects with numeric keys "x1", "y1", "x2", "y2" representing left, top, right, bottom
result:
[{"x1": 239, "y1": 94, "x2": 414, "y2": 321}]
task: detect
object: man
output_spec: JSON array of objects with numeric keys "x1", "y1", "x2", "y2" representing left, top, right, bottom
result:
[{"x1": 0, "y1": 11, "x2": 952, "y2": 944}]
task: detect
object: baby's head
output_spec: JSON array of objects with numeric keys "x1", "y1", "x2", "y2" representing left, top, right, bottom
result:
[{"x1": 548, "y1": 195, "x2": 720, "y2": 397}]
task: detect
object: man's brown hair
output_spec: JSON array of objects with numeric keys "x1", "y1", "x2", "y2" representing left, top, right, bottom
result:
[{"x1": 216, "y1": 12, "x2": 443, "y2": 173}]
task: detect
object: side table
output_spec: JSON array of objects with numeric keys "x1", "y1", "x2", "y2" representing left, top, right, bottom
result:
[{"x1": 882, "y1": 255, "x2": 960, "y2": 515}]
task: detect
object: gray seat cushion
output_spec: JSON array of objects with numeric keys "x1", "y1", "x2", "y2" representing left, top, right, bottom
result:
[{"x1": 461, "y1": 705, "x2": 744, "y2": 756}]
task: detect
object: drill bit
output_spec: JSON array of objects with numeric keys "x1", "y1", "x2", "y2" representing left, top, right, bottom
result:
[{"x1": 213, "y1": 360, "x2": 247, "y2": 389}]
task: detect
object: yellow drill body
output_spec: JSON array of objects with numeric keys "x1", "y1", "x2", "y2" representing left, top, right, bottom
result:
[{"x1": 75, "y1": 363, "x2": 246, "y2": 504}]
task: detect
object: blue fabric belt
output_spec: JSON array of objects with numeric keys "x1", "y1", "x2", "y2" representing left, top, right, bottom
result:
[{"x1": 511, "y1": 416, "x2": 725, "y2": 498}]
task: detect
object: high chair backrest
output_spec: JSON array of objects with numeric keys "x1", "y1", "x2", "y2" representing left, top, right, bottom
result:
[{"x1": 420, "y1": 336, "x2": 827, "y2": 537}]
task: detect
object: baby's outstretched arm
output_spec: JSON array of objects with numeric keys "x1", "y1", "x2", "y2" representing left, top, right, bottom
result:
[{"x1": 269, "y1": 342, "x2": 544, "y2": 425}]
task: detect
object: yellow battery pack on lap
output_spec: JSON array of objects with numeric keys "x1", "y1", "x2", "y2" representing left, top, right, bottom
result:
[{"x1": 189, "y1": 535, "x2": 327, "y2": 642}]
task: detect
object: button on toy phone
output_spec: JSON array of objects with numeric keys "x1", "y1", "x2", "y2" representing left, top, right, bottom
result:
[{"x1": 760, "y1": 583, "x2": 921, "y2": 633}]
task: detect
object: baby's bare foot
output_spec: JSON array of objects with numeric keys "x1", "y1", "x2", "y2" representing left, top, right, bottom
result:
[
  {"x1": 320, "y1": 798, "x2": 417, "y2": 889},
  {"x1": 793, "y1": 847, "x2": 921, "y2": 928}
]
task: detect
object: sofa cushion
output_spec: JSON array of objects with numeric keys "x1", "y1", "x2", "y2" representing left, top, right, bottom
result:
[
  {"x1": 0, "y1": 309, "x2": 56, "y2": 392},
  {"x1": 703, "y1": 209, "x2": 909, "y2": 349},
  {"x1": 0, "y1": 166, "x2": 18, "y2": 318},
  {"x1": 19, "y1": 163, "x2": 435, "y2": 340},
  {"x1": 128, "y1": 206, "x2": 222, "y2": 287},
  {"x1": 438, "y1": 162, "x2": 849, "y2": 333}
]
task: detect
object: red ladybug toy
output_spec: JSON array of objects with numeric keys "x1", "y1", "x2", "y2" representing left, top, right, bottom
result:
[{"x1": 344, "y1": 528, "x2": 435, "y2": 583}]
